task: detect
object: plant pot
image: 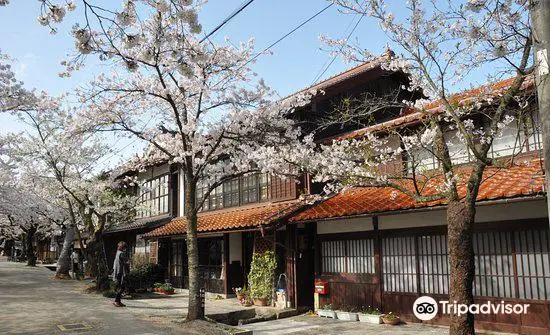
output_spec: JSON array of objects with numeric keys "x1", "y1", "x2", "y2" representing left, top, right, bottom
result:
[
  {"x1": 336, "y1": 311, "x2": 359, "y2": 321},
  {"x1": 381, "y1": 315, "x2": 401, "y2": 325},
  {"x1": 358, "y1": 313, "x2": 381, "y2": 324},
  {"x1": 236, "y1": 294, "x2": 245, "y2": 300},
  {"x1": 161, "y1": 289, "x2": 175, "y2": 295},
  {"x1": 317, "y1": 309, "x2": 337, "y2": 318},
  {"x1": 253, "y1": 298, "x2": 268, "y2": 306}
]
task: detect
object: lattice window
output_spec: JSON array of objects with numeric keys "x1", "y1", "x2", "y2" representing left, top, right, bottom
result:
[
  {"x1": 515, "y1": 229, "x2": 550, "y2": 300},
  {"x1": 320, "y1": 239, "x2": 375, "y2": 274},
  {"x1": 382, "y1": 236, "x2": 417, "y2": 293},
  {"x1": 137, "y1": 175, "x2": 169, "y2": 218},
  {"x1": 260, "y1": 173, "x2": 271, "y2": 201},
  {"x1": 473, "y1": 231, "x2": 516, "y2": 298},
  {"x1": 321, "y1": 240, "x2": 346, "y2": 273},
  {"x1": 209, "y1": 184, "x2": 224, "y2": 210},
  {"x1": 347, "y1": 239, "x2": 375, "y2": 273},
  {"x1": 171, "y1": 241, "x2": 183, "y2": 278},
  {"x1": 419, "y1": 234, "x2": 449, "y2": 295},
  {"x1": 241, "y1": 174, "x2": 259, "y2": 204},
  {"x1": 223, "y1": 179, "x2": 240, "y2": 207}
]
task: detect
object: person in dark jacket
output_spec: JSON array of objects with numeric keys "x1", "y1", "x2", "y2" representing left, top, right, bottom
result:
[{"x1": 112, "y1": 241, "x2": 130, "y2": 307}]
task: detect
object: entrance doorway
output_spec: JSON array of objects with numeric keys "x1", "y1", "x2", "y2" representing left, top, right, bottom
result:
[{"x1": 295, "y1": 222, "x2": 315, "y2": 308}]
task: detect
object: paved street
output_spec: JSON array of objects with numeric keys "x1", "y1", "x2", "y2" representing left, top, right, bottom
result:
[
  {"x1": 0, "y1": 262, "x2": 229, "y2": 335},
  {"x1": 0, "y1": 262, "x2": 451, "y2": 335}
]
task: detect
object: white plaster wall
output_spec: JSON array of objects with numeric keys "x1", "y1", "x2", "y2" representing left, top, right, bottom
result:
[
  {"x1": 377, "y1": 200, "x2": 547, "y2": 230},
  {"x1": 317, "y1": 217, "x2": 373, "y2": 234},
  {"x1": 179, "y1": 169, "x2": 185, "y2": 217},
  {"x1": 137, "y1": 164, "x2": 170, "y2": 181},
  {"x1": 475, "y1": 200, "x2": 547, "y2": 222},
  {"x1": 228, "y1": 233, "x2": 242, "y2": 263},
  {"x1": 379, "y1": 210, "x2": 445, "y2": 230}
]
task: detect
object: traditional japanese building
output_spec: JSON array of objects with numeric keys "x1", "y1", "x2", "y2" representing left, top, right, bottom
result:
[{"x1": 136, "y1": 54, "x2": 547, "y2": 333}]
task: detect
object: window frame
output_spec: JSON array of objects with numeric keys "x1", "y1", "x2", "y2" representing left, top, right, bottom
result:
[{"x1": 137, "y1": 174, "x2": 170, "y2": 218}]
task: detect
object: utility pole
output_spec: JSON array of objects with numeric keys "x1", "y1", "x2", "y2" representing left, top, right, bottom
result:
[{"x1": 530, "y1": 0, "x2": 550, "y2": 226}]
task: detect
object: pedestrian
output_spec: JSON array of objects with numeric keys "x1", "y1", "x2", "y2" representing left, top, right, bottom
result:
[
  {"x1": 112, "y1": 241, "x2": 130, "y2": 307},
  {"x1": 70, "y1": 249, "x2": 81, "y2": 280}
]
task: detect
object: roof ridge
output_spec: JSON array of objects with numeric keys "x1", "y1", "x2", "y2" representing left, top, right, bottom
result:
[
  {"x1": 282, "y1": 51, "x2": 394, "y2": 101},
  {"x1": 331, "y1": 75, "x2": 535, "y2": 142}
]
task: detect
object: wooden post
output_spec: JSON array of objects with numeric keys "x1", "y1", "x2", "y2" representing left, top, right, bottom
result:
[
  {"x1": 373, "y1": 216, "x2": 383, "y2": 310},
  {"x1": 286, "y1": 224, "x2": 297, "y2": 308},
  {"x1": 223, "y1": 233, "x2": 230, "y2": 296}
]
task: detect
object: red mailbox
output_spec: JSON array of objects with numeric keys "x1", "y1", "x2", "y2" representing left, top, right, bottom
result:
[{"x1": 315, "y1": 281, "x2": 329, "y2": 295}]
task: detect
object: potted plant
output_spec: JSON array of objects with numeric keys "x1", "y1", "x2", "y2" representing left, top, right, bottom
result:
[
  {"x1": 381, "y1": 312, "x2": 401, "y2": 325},
  {"x1": 233, "y1": 285, "x2": 248, "y2": 301},
  {"x1": 248, "y1": 250, "x2": 277, "y2": 307},
  {"x1": 335, "y1": 305, "x2": 359, "y2": 321},
  {"x1": 358, "y1": 306, "x2": 381, "y2": 324},
  {"x1": 159, "y1": 283, "x2": 175, "y2": 295},
  {"x1": 317, "y1": 304, "x2": 336, "y2": 319},
  {"x1": 152, "y1": 282, "x2": 163, "y2": 293}
]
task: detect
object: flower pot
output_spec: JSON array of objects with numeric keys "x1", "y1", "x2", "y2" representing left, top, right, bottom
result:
[
  {"x1": 253, "y1": 298, "x2": 268, "y2": 306},
  {"x1": 358, "y1": 313, "x2": 381, "y2": 324},
  {"x1": 161, "y1": 289, "x2": 175, "y2": 295},
  {"x1": 381, "y1": 315, "x2": 401, "y2": 325},
  {"x1": 317, "y1": 309, "x2": 337, "y2": 318},
  {"x1": 336, "y1": 311, "x2": 359, "y2": 321},
  {"x1": 236, "y1": 294, "x2": 245, "y2": 300}
]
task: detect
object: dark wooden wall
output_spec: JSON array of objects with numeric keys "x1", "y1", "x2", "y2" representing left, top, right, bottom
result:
[{"x1": 311, "y1": 218, "x2": 550, "y2": 335}]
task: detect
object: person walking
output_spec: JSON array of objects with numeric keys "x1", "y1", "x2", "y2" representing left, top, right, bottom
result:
[
  {"x1": 70, "y1": 249, "x2": 81, "y2": 280},
  {"x1": 112, "y1": 241, "x2": 130, "y2": 307}
]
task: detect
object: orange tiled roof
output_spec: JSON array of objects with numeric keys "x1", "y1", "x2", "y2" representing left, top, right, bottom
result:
[
  {"x1": 290, "y1": 160, "x2": 545, "y2": 222},
  {"x1": 145, "y1": 200, "x2": 304, "y2": 238},
  {"x1": 332, "y1": 76, "x2": 535, "y2": 141}
]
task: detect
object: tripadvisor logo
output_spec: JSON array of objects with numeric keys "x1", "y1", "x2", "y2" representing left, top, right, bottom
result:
[
  {"x1": 413, "y1": 296, "x2": 530, "y2": 321},
  {"x1": 413, "y1": 296, "x2": 438, "y2": 321}
]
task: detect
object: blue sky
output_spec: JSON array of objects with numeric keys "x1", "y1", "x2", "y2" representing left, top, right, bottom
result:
[
  {"x1": 0, "y1": 1, "x2": 387, "y2": 96},
  {"x1": 0, "y1": 0, "x2": 496, "y2": 166},
  {"x1": 0, "y1": 0, "x2": 391, "y2": 166}
]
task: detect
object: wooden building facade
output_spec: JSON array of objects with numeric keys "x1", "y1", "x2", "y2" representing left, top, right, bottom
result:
[{"x1": 138, "y1": 55, "x2": 549, "y2": 333}]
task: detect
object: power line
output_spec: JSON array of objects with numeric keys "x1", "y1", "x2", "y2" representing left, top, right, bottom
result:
[
  {"x1": 200, "y1": 0, "x2": 256, "y2": 43},
  {"x1": 108, "y1": 3, "x2": 334, "y2": 164},
  {"x1": 212, "y1": 2, "x2": 334, "y2": 89},
  {"x1": 243, "y1": 3, "x2": 334, "y2": 68},
  {"x1": 100, "y1": 2, "x2": 258, "y2": 167},
  {"x1": 100, "y1": 2, "x2": 257, "y2": 166},
  {"x1": 311, "y1": 13, "x2": 359, "y2": 84},
  {"x1": 311, "y1": 12, "x2": 366, "y2": 85}
]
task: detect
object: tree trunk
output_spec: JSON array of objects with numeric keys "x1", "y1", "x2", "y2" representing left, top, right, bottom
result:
[
  {"x1": 530, "y1": 0, "x2": 550, "y2": 228},
  {"x1": 25, "y1": 227, "x2": 37, "y2": 267},
  {"x1": 55, "y1": 224, "x2": 75, "y2": 279},
  {"x1": 447, "y1": 200, "x2": 476, "y2": 335},
  {"x1": 185, "y1": 177, "x2": 204, "y2": 320},
  {"x1": 86, "y1": 229, "x2": 110, "y2": 291},
  {"x1": 4, "y1": 239, "x2": 14, "y2": 259}
]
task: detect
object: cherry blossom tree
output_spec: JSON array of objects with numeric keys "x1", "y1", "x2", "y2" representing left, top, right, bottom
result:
[
  {"x1": 0, "y1": 50, "x2": 36, "y2": 112},
  {"x1": 299, "y1": 1, "x2": 535, "y2": 334},
  {"x1": 0, "y1": 162, "x2": 66, "y2": 266},
  {"x1": 2, "y1": 99, "x2": 138, "y2": 288},
  {"x1": 25, "y1": 0, "x2": 315, "y2": 320}
]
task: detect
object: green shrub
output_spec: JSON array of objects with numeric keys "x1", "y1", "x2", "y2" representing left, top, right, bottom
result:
[
  {"x1": 248, "y1": 250, "x2": 277, "y2": 300},
  {"x1": 360, "y1": 306, "x2": 380, "y2": 315},
  {"x1": 320, "y1": 304, "x2": 334, "y2": 310},
  {"x1": 131, "y1": 253, "x2": 149, "y2": 269},
  {"x1": 126, "y1": 263, "x2": 164, "y2": 291},
  {"x1": 160, "y1": 283, "x2": 174, "y2": 291}
]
